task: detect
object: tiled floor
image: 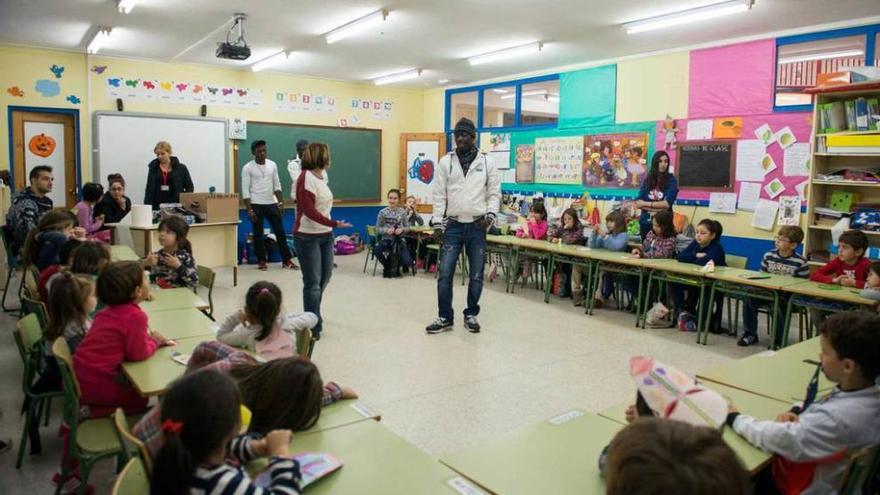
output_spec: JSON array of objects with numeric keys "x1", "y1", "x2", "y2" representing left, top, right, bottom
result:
[{"x1": 0, "y1": 253, "x2": 761, "y2": 493}]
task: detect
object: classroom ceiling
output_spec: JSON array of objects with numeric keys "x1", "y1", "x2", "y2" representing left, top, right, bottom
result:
[{"x1": 0, "y1": 0, "x2": 878, "y2": 88}]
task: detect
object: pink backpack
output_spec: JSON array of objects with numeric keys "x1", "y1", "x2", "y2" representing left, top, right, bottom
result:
[
  {"x1": 254, "y1": 324, "x2": 295, "y2": 360},
  {"x1": 334, "y1": 238, "x2": 359, "y2": 255}
]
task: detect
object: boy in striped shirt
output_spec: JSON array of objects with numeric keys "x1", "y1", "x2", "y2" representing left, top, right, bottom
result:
[{"x1": 739, "y1": 226, "x2": 809, "y2": 347}]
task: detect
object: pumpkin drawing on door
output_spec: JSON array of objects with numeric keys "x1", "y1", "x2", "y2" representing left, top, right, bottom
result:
[{"x1": 28, "y1": 133, "x2": 57, "y2": 158}]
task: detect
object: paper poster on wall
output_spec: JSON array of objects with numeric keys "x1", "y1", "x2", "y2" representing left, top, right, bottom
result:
[
  {"x1": 754, "y1": 123, "x2": 775, "y2": 145},
  {"x1": 686, "y1": 120, "x2": 713, "y2": 140},
  {"x1": 228, "y1": 118, "x2": 247, "y2": 140},
  {"x1": 795, "y1": 179, "x2": 809, "y2": 199},
  {"x1": 708, "y1": 192, "x2": 737, "y2": 214},
  {"x1": 777, "y1": 196, "x2": 801, "y2": 226},
  {"x1": 760, "y1": 153, "x2": 777, "y2": 176},
  {"x1": 763, "y1": 178, "x2": 786, "y2": 198},
  {"x1": 737, "y1": 182, "x2": 762, "y2": 211},
  {"x1": 735, "y1": 139, "x2": 766, "y2": 182},
  {"x1": 489, "y1": 133, "x2": 511, "y2": 152},
  {"x1": 773, "y1": 126, "x2": 797, "y2": 149},
  {"x1": 488, "y1": 152, "x2": 511, "y2": 170},
  {"x1": 535, "y1": 136, "x2": 583, "y2": 184},
  {"x1": 406, "y1": 141, "x2": 439, "y2": 206},
  {"x1": 582, "y1": 132, "x2": 649, "y2": 188},
  {"x1": 24, "y1": 122, "x2": 66, "y2": 206},
  {"x1": 502, "y1": 168, "x2": 517, "y2": 183},
  {"x1": 515, "y1": 144, "x2": 535, "y2": 183},
  {"x1": 712, "y1": 117, "x2": 743, "y2": 138},
  {"x1": 783, "y1": 142, "x2": 810, "y2": 177},
  {"x1": 752, "y1": 199, "x2": 779, "y2": 231}
]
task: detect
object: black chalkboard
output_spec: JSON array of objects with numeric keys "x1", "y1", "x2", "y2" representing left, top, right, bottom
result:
[{"x1": 675, "y1": 141, "x2": 735, "y2": 191}]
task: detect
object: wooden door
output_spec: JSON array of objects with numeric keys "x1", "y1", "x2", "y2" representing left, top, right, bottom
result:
[
  {"x1": 11, "y1": 110, "x2": 78, "y2": 208},
  {"x1": 399, "y1": 133, "x2": 447, "y2": 213}
]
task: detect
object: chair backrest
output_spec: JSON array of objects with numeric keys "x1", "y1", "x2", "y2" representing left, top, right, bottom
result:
[
  {"x1": 196, "y1": 265, "x2": 215, "y2": 315},
  {"x1": 295, "y1": 328, "x2": 312, "y2": 358},
  {"x1": 839, "y1": 445, "x2": 880, "y2": 495},
  {"x1": 24, "y1": 264, "x2": 40, "y2": 297},
  {"x1": 113, "y1": 408, "x2": 154, "y2": 475},
  {"x1": 498, "y1": 224, "x2": 511, "y2": 235},
  {"x1": 17, "y1": 313, "x2": 44, "y2": 354},
  {"x1": 727, "y1": 255, "x2": 748, "y2": 269},
  {"x1": 15, "y1": 314, "x2": 44, "y2": 394},
  {"x1": 21, "y1": 294, "x2": 48, "y2": 328},
  {"x1": 366, "y1": 225, "x2": 377, "y2": 238},
  {"x1": 52, "y1": 338, "x2": 82, "y2": 398},
  {"x1": 112, "y1": 457, "x2": 150, "y2": 495},
  {"x1": 0, "y1": 224, "x2": 19, "y2": 268}
]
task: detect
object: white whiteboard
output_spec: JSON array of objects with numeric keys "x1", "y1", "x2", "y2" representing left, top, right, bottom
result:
[{"x1": 93, "y1": 112, "x2": 228, "y2": 203}]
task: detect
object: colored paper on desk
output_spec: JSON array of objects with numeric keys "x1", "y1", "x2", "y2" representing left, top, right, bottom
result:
[
  {"x1": 818, "y1": 284, "x2": 843, "y2": 290},
  {"x1": 738, "y1": 273, "x2": 771, "y2": 280},
  {"x1": 170, "y1": 352, "x2": 190, "y2": 366},
  {"x1": 255, "y1": 452, "x2": 343, "y2": 488}
]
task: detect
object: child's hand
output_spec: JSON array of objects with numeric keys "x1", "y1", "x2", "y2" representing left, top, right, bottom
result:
[
  {"x1": 831, "y1": 275, "x2": 842, "y2": 284},
  {"x1": 336, "y1": 220, "x2": 353, "y2": 228},
  {"x1": 144, "y1": 254, "x2": 158, "y2": 267},
  {"x1": 151, "y1": 330, "x2": 175, "y2": 347},
  {"x1": 840, "y1": 277, "x2": 857, "y2": 287},
  {"x1": 162, "y1": 252, "x2": 182, "y2": 269},
  {"x1": 237, "y1": 309, "x2": 248, "y2": 325},
  {"x1": 384, "y1": 227, "x2": 394, "y2": 235},
  {"x1": 624, "y1": 404, "x2": 638, "y2": 424},
  {"x1": 264, "y1": 429, "x2": 293, "y2": 457},
  {"x1": 394, "y1": 227, "x2": 404, "y2": 235},
  {"x1": 631, "y1": 249, "x2": 641, "y2": 258},
  {"x1": 340, "y1": 385, "x2": 359, "y2": 400},
  {"x1": 71, "y1": 227, "x2": 87, "y2": 240},
  {"x1": 775, "y1": 412, "x2": 799, "y2": 423},
  {"x1": 727, "y1": 402, "x2": 738, "y2": 414}
]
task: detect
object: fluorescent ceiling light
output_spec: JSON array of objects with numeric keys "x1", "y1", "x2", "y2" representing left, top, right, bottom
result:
[
  {"x1": 87, "y1": 27, "x2": 112, "y2": 54},
  {"x1": 468, "y1": 42, "x2": 543, "y2": 66},
  {"x1": 547, "y1": 96, "x2": 560, "y2": 103},
  {"x1": 325, "y1": 9, "x2": 388, "y2": 44},
  {"x1": 438, "y1": 79, "x2": 450, "y2": 85},
  {"x1": 251, "y1": 51, "x2": 291, "y2": 72},
  {"x1": 500, "y1": 90, "x2": 547, "y2": 100},
  {"x1": 117, "y1": 0, "x2": 137, "y2": 14},
  {"x1": 374, "y1": 68, "x2": 422, "y2": 85},
  {"x1": 623, "y1": 0, "x2": 753, "y2": 34},
  {"x1": 779, "y1": 49, "x2": 864, "y2": 64}
]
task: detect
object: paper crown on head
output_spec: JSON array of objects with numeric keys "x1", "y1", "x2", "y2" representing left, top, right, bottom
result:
[{"x1": 630, "y1": 356, "x2": 728, "y2": 429}]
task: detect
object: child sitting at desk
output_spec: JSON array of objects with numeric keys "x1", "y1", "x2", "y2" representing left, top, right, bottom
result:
[
  {"x1": 144, "y1": 215, "x2": 198, "y2": 290},
  {"x1": 374, "y1": 188, "x2": 412, "y2": 278},
  {"x1": 859, "y1": 261, "x2": 880, "y2": 302},
  {"x1": 726, "y1": 312, "x2": 880, "y2": 495},
  {"x1": 150, "y1": 370, "x2": 302, "y2": 495},
  {"x1": 36, "y1": 237, "x2": 81, "y2": 301},
  {"x1": 74, "y1": 182, "x2": 110, "y2": 243},
  {"x1": 630, "y1": 210, "x2": 676, "y2": 260},
  {"x1": 600, "y1": 356, "x2": 747, "y2": 494},
  {"x1": 589, "y1": 210, "x2": 629, "y2": 307},
  {"x1": 73, "y1": 261, "x2": 174, "y2": 416},
  {"x1": 808, "y1": 230, "x2": 870, "y2": 330},
  {"x1": 548, "y1": 208, "x2": 585, "y2": 303},
  {"x1": 671, "y1": 219, "x2": 726, "y2": 333},
  {"x1": 217, "y1": 281, "x2": 318, "y2": 360},
  {"x1": 738, "y1": 225, "x2": 810, "y2": 348},
  {"x1": 22, "y1": 210, "x2": 86, "y2": 272},
  {"x1": 515, "y1": 202, "x2": 549, "y2": 281}
]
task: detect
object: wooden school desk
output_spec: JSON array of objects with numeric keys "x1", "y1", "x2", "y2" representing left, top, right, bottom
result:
[
  {"x1": 696, "y1": 340, "x2": 833, "y2": 403},
  {"x1": 440, "y1": 410, "x2": 622, "y2": 495},
  {"x1": 109, "y1": 244, "x2": 139, "y2": 262},
  {"x1": 121, "y1": 336, "x2": 209, "y2": 397},
  {"x1": 544, "y1": 243, "x2": 595, "y2": 306},
  {"x1": 145, "y1": 308, "x2": 216, "y2": 341},
  {"x1": 486, "y1": 235, "x2": 518, "y2": 292},
  {"x1": 111, "y1": 221, "x2": 240, "y2": 286},
  {"x1": 598, "y1": 382, "x2": 790, "y2": 475},
  {"x1": 507, "y1": 237, "x2": 555, "y2": 300},
  {"x1": 139, "y1": 287, "x2": 209, "y2": 313},
  {"x1": 701, "y1": 267, "x2": 807, "y2": 347},
  {"x1": 780, "y1": 280, "x2": 879, "y2": 345},
  {"x1": 286, "y1": 420, "x2": 463, "y2": 495}
]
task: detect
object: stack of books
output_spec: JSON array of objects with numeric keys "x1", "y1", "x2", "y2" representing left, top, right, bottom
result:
[
  {"x1": 824, "y1": 134, "x2": 880, "y2": 154},
  {"x1": 817, "y1": 97, "x2": 880, "y2": 134}
]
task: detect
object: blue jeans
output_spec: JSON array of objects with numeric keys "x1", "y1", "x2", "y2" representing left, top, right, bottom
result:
[
  {"x1": 294, "y1": 233, "x2": 334, "y2": 338},
  {"x1": 437, "y1": 220, "x2": 486, "y2": 321}
]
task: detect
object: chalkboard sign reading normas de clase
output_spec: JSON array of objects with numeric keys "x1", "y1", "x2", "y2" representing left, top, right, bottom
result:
[{"x1": 675, "y1": 141, "x2": 735, "y2": 192}]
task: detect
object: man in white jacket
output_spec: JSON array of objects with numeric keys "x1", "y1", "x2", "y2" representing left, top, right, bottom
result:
[{"x1": 426, "y1": 118, "x2": 501, "y2": 334}]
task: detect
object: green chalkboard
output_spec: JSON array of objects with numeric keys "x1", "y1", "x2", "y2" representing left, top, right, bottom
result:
[{"x1": 237, "y1": 122, "x2": 381, "y2": 202}]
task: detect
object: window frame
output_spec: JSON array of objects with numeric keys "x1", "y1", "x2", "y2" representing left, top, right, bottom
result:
[
  {"x1": 773, "y1": 24, "x2": 880, "y2": 113},
  {"x1": 445, "y1": 73, "x2": 560, "y2": 135}
]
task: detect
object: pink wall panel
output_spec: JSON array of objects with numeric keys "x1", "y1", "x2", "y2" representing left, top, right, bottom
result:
[{"x1": 689, "y1": 39, "x2": 776, "y2": 118}]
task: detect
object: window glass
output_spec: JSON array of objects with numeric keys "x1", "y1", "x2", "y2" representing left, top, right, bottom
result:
[
  {"x1": 481, "y1": 86, "x2": 516, "y2": 128},
  {"x1": 520, "y1": 79, "x2": 559, "y2": 126},
  {"x1": 775, "y1": 35, "x2": 866, "y2": 107},
  {"x1": 449, "y1": 91, "x2": 478, "y2": 127}
]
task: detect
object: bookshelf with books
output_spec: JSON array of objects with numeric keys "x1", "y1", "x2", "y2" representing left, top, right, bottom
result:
[{"x1": 804, "y1": 82, "x2": 880, "y2": 267}]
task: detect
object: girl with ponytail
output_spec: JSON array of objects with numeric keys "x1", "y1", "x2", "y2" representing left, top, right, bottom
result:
[
  {"x1": 218, "y1": 281, "x2": 318, "y2": 360},
  {"x1": 151, "y1": 369, "x2": 301, "y2": 495},
  {"x1": 144, "y1": 214, "x2": 198, "y2": 289}
]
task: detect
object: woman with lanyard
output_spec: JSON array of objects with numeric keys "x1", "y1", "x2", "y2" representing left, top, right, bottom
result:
[
  {"x1": 144, "y1": 141, "x2": 194, "y2": 210},
  {"x1": 293, "y1": 143, "x2": 351, "y2": 344},
  {"x1": 635, "y1": 150, "x2": 679, "y2": 240}
]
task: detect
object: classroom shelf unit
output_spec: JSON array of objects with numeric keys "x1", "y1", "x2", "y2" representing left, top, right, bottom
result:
[{"x1": 804, "y1": 83, "x2": 880, "y2": 264}]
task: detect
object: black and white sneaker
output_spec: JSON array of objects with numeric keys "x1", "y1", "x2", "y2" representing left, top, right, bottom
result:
[
  {"x1": 737, "y1": 334, "x2": 758, "y2": 347},
  {"x1": 464, "y1": 316, "x2": 481, "y2": 333},
  {"x1": 426, "y1": 318, "x2": 454, "y2": 334}
]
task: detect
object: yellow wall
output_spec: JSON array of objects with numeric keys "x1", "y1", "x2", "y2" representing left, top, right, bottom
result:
[
  {"x1": 1, "y1": 45, "x2": 429, "y2": 204},
  {"x1": 616, "y1": 51, "x2": 689, "y2": 123},
  {"x1": 422, "y1": 88, "x2": 445, "y2": 132}
]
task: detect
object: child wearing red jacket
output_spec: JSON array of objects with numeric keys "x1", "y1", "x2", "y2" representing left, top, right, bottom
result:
[
  {"x1": 73, "y1": 261, "x2": 174, "y2": 416},
  {"x1": 810, "y1": 230, "x2": 871, "y2": 288}
]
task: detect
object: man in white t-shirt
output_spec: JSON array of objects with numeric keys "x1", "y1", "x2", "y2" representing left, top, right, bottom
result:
[
  {"x1": 288, "y1": 139, "x2": 327, "y2": 200},
  {"x1": 243, "y1": 140, "x2": 297, "y2": 271}
]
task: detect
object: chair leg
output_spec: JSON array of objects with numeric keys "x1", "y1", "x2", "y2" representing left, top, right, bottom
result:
[
  {"x1": 77, "y1": 459, "x2": 94, "y2": 495},
  {"x1": 2, "y1": 268, "x2": 18, "y2": 312},
  {"x1": 16, "y1": 399, "x2": 35, "y2": 469}
]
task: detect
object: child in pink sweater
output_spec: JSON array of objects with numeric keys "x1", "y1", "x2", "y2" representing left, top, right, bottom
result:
[
  {"x1": 73, "y1": 182, "x2": 111, "y2": 243},
  {"x1": 73, "y1": 261, "x2": 174, "y2": 416},
  {"x1": 516, "y1": 202, "x2": 549, "y2": 280}
]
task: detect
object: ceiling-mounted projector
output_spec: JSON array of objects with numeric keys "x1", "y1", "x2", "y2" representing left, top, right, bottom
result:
[{"x1": 216, "y1": 13, "x2": 251, "y2": 60}]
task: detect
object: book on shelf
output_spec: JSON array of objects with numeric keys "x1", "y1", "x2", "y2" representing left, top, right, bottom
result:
[
  {"x1": 815, "y1": 168, "x2": 880, "y2": 182},
  {"x1": 826, "y1": 146, "x2": 880, "y2": 154},
  {"x1": 814, "y1": 207, "x2": 845, "y2": 218}
]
